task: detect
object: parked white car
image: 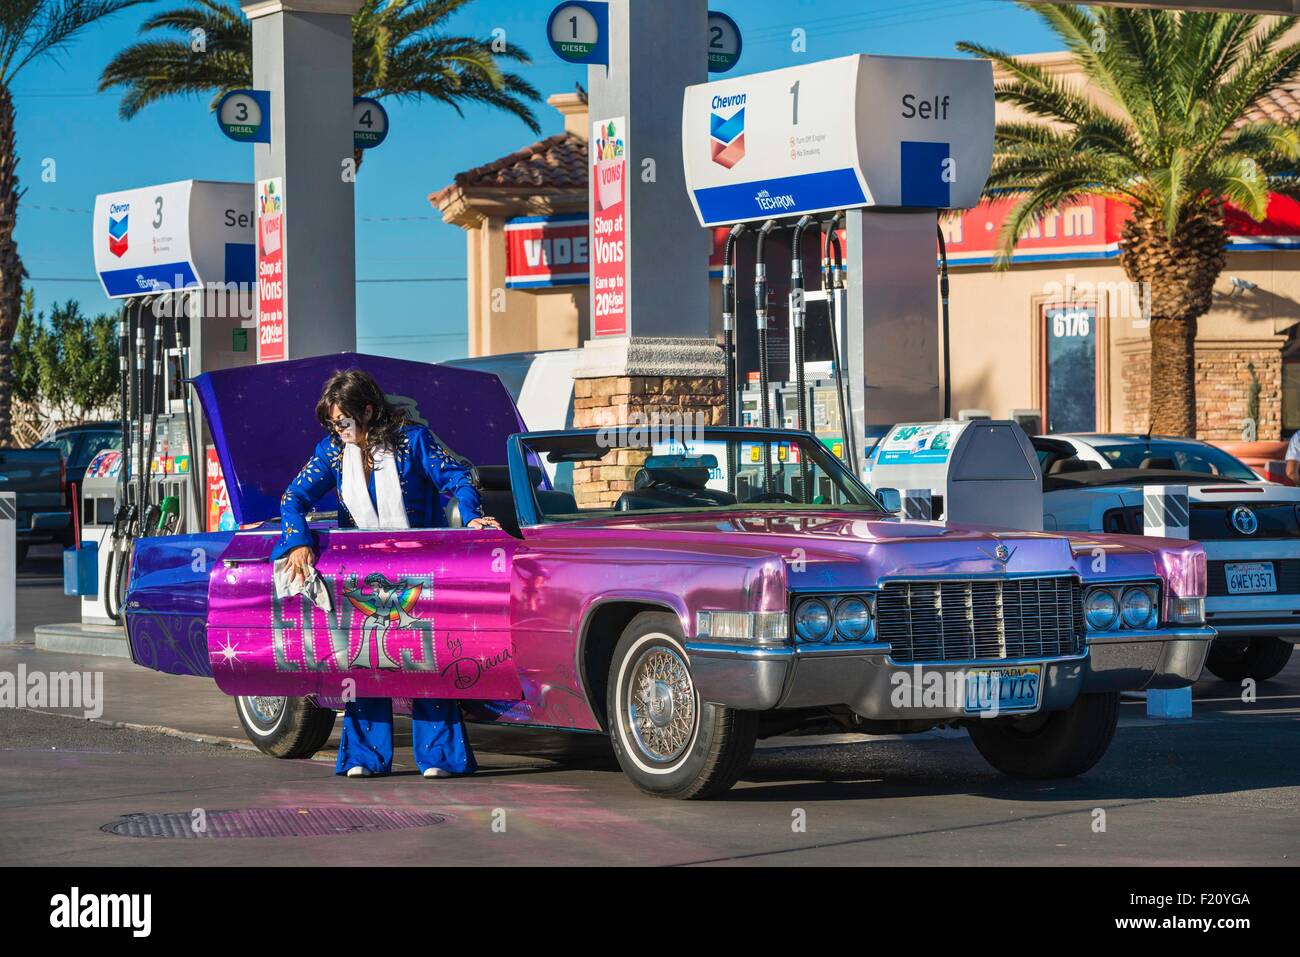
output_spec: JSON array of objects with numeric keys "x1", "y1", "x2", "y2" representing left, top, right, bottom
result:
[{"x1": 1035, "y1": 434, "x2": 1297, "y2": 682}]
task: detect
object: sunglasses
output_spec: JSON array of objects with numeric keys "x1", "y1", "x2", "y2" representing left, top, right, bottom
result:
[{"x1": 326, "y1": 416, "x2": 356, "y2": 432}]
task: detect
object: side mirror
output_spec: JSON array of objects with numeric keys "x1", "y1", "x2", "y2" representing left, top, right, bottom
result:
[{"x1": 875, "y1": 487, "x2": 901, "y2": 514}]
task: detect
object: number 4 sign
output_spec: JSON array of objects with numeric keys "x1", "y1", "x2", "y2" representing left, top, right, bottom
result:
[{"x1": 353, "y1": 97, "x2": 390, "y2": 151}]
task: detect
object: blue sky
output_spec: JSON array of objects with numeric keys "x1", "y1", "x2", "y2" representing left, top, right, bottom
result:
[{"x1": 14, "y1": 0, "x2": 1058, "y2": 362}]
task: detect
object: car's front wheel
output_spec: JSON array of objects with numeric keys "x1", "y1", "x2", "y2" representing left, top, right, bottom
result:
[
  {"x1": 235, "y1": 695, "x2": 336, "y2": 758},
  {"x1": 1204, "y1": 636, "x2": 1293, "y2": 682},
  {"x1": 966, "y1": 692, "x2": 1119, "y2": 779},
  {"x1": 606, "y1": 612, "x2": 757, "y2": 799}
]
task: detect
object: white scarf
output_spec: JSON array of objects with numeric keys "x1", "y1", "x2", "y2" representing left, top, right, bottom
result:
[{"x1": 340, "y1": 443, "x2": 409, "y2": 530}]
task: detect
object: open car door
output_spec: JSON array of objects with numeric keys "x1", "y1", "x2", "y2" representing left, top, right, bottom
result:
[{"x1": 207, "y1": 526, "x2": 521, "y2": 701}]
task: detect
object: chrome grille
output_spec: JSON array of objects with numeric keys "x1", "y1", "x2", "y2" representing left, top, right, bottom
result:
[{"x1": 877, "y1": 576, "x2": 1084, "y2": 663}]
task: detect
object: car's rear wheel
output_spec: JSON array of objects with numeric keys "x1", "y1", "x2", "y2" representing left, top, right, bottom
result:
[
  {"x1": 966, "y1": 692, "x2": 1118, "y2": 779},
  {"x1": 235, "y1": 695, "x2": 336, "y2": 758},
  {"x1": 1205, "y1": 636, "x2": 1294, "y2": 682},
  {"x1": 606, "y1": 612, "x2": 757, "y2": 799}
]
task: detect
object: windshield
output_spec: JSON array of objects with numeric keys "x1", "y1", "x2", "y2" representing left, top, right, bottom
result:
[
  {"x1": 521, "y1": 430, "x2": 883, "y2": 521},
  {"x1": 1091, "y1": 441, "x2": 1257, "y2": 480}
]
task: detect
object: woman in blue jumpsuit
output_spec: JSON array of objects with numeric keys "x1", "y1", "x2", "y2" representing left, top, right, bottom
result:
[{"x1": 273, "y1": 369, "x2": 501, "y2": 779}]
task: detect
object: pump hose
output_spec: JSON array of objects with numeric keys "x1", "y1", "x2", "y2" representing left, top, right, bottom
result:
[
  {"x1": 754, "y1": 220, "x2": 777, "y2": 494},
  {"x1": 937, "y1": 220, "x2": 952, "y2": 421},
  {"x1": 791, "y1": 215, "x2": 815, "y2": 501},
  {"x1": 828, "y1": 215, "x2": 859, "y2": 474},
  {"x1": 177, "y1": 297, "x2": 204, "y2": 530},
  {"x1": 133, "y1": 302, "x2": 148, "y2": 534},
  {"x1": 142, "y1": 300, "x2": 166, "y2": 535},
  {"x1": 825, "y1": 214, "x2": 854, "y2": 474},
  {"x1": 722, "y1": 224, "x2": 745, "y2": 497}
]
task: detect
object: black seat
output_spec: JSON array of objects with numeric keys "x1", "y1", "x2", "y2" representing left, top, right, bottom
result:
[
  {"x1": 1048, "y1": 457, "x2": 1102, "y2": 475},
  {"x1": 1139, "y1": 456, "x2": 1178, "y2": 471},
  {"x1": 614, "y1": 464, "x2": 737, "y2": 511},
  {"x1": 446, "y1": 464, "x2": 577, "y2": 532}
]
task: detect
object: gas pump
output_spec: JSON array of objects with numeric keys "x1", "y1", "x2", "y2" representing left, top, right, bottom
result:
[
  {"x1": 681, "y1": 54, "x2": 995, "y2": 476},
  {"x1": 80, "y1": 180, "x2": 257, "y2": 625}
]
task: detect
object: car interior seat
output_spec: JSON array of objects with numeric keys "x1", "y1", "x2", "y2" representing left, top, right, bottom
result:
[
  {"x1": 1138, "y1": 456, "x2": 1178, "y2": 471},
  {"x1": 445, "y1": 464, "x2": 578, "y2": 533},
  {"x1": 1048, "y1": 457, "x2": 1103, "y2": 475},
  {"x1": 614, "y1": 461, "x2": 738, "y2": 511}
]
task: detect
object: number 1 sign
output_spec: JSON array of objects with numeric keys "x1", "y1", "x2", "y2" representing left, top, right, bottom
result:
[{"x1": 547, "y1": 2, "x2": 609, "y2": 66}]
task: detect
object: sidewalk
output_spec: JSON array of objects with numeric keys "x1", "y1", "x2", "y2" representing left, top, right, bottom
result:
[{"x1": 0, "y1": 643, "x2": 255, "y2": 746}]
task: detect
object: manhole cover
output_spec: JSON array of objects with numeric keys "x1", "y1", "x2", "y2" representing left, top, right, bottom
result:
[{"x1": 102, "y1": 807, "x2": 447, "y2": 839}]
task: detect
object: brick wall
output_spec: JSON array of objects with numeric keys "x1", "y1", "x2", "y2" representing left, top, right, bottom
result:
[
  {"x1": 1121, "y1": 343, "x2": 1282, "y2": 440},
  {"x1": 570, "y1": 375, "x2": 726, "y2": 509}
]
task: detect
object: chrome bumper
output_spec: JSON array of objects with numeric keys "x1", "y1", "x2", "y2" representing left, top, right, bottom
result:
[
  {"x1": 685, "y1": 627, "x2": 1215, "y2": 719},
  {"x1": 1204, "y1": 618, "x2": 1300, "y2": 643}
]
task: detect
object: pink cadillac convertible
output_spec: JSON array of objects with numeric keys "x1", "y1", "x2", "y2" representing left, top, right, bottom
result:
[{"x1": 124, "y1": 355, "x2": 1212, "y2": 798}]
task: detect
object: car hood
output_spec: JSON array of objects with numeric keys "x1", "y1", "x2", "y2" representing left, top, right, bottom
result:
[
  {"x1": 533, "y1": 510, "x2": 1204, "y2": 596},
  {"x1": 195, "y1": 353, "x2": 527, "y2": 525}
]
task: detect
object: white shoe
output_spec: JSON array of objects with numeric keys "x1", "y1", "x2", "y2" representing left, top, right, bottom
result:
[
  {"x1": 422, "y1": 767, "x2": 452, "y2": 779},
  {"x1": 346, "y1": 766, "x2": 372, "y2": 778}
]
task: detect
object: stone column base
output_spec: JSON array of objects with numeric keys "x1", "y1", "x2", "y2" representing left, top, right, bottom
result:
[{"x1": 569, "y1": 337, "x2": 725, "y2": 509}]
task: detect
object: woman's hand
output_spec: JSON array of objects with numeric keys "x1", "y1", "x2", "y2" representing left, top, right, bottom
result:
[
  {"x1": 285, "y1": 545, "x2": 316, "y2": 585},
  {"x1": 467, "y1": 515, "x2": 502, "y2": 531}
]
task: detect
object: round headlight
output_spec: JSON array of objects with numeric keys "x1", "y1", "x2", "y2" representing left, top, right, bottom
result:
[
  {"x1": 794, "y1": 599, "x2": 832, "y2": 642},
  {"x1": 1120, "y1": 586, "x2": 1155, "y2": 629},
  {"x1": 1084, "y1": 589, "x2": 1119, "y2": 631},
  {"x1": 834, "y1": 597, "x2": 873, "y2": 640}
]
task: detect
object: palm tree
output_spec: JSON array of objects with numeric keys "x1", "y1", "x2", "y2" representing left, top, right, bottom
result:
[
  {"x1": 958, "y1": 5, "x2": 1300, "y2": 436},
  {"x1": 0, "y1": 1, "x2": 147, "y2": 445},
  {"x1": 100, "y1": 0, "x2": 542, "y2": 171}
]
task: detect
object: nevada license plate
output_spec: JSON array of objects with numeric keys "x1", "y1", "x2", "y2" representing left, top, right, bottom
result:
[
  {"x1": 1225, "y1": 561, "x2": 1276, "y2": 595},
  {"x1": 964, "y1": 666, "x2": 1043, "y2": 715}
]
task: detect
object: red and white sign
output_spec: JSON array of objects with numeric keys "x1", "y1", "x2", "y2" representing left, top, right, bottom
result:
[
  {"x1": 206, "y1": 446, "x2": 235, "y2": 532},
  {"x1": 941, "y1": 195, "x2": 1127, "y2": 266},
  {"x1": 591, "y1": 116, "x2": 627, "y2": 336},
  {"x1": 256, "y1": 176, "x2": 285, "y2": 362},
  {"x1": 941, "y1": 192, "x2": 1300, "y2": 266},
  {"x1": 505, "y1": 215, "x2": 589, "y2": 287}
]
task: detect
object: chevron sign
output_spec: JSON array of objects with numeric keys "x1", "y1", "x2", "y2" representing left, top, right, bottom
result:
[
  {"x1": 710, "y1": 98, "x2": 746, "y2": 169},
  {"x1": 107, "y1": 205, "x2": 128, "y2": 258}
]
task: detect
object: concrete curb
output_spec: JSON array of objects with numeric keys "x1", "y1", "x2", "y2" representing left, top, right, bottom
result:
[
  {"x1": 33, "y1": 622, "x2": 131, "y2": 660},
  {"x1": 21, "y1": 707, "x2": 340, "y2": 763}
]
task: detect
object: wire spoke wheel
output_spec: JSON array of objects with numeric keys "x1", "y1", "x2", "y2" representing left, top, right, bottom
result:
[
  {"x1": 626, "y1": 644, "x2": 696, "y2": 763},
  {"x1": 245, "y1": 696, "x2": 287, "y2": 726}
]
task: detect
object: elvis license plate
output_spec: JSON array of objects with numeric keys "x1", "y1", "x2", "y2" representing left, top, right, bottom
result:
[
  {"x1": 963, "y1": 666, "x2": 1043, "y2": 715},
  {"x1": 1225, "y1": 562, "x2": 1276, "y2": 595}
]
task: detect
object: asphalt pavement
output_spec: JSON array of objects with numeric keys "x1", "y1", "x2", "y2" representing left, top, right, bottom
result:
[{"x1": 3, "y1": 544, "x2": 1298, "y2": 866}]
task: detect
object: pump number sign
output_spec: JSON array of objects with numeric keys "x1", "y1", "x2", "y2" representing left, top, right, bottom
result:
[
  {"x1": 707, "y1": 12, "x2": 742, "y2": 73},
  {"x1": 217, "y1": 90, "x2": 270, "y2": 144},
  {"x1": 547, "y1": 2, "x2": 608, "y2": 65},
  {"x1": 353, "y1": 97, "x2": 389, "y2": 150}
]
